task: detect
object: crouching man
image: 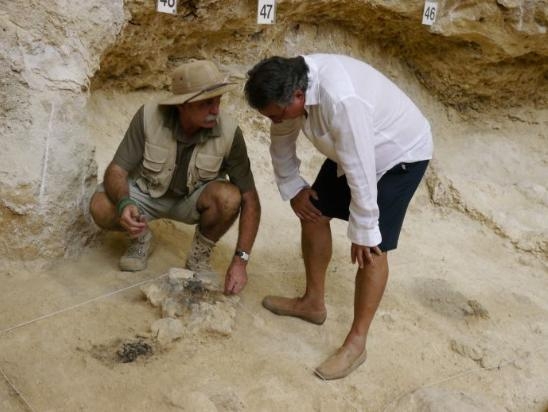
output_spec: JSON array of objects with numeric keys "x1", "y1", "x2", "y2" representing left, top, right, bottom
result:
[{"x1": 90, "y1": 60, "x2": 261, "y2": 295}]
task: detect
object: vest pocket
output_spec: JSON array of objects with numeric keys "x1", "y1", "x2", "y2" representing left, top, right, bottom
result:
[
  {"x1": 195, "y1": 153, "x2": 223, "y2": 180},
  {"x1": 141, "y1": 142, "x2": 170, "y2": 188},
  {"x1": 142, "y1": 142, "x2": 168, "y2": 173}
]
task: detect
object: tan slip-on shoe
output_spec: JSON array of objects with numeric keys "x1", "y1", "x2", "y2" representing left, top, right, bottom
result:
[
  {"x1": 314, "y1": 346, "x2": 368, "y2": 380},
  {"x1": 262, "y1": 295, "x2": 327, "y2": 325}
]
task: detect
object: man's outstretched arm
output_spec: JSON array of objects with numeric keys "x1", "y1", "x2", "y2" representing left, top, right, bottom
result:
[{"x1": 224, "y1": 188, "x2": 261, "y2": 295}]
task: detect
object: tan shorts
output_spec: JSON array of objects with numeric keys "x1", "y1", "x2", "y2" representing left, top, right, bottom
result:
[{"x1": 96, "y1": 180, "x2": 222, "y2": 224}]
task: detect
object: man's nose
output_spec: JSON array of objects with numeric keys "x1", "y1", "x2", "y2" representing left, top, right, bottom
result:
[{"x1": 210, "y1": 101, "x2": 220, "y2": 115}]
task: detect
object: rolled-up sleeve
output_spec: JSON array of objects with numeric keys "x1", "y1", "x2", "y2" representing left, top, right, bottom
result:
[
  {"x1": 113, "y1": 105, "x2": 146, "y2": 173},
  {"x1": 269, "y1": 118, "x2": 309, "y2": 201},
  {"x1": 331, "y1": 97, "x2": 382, "y2": 247},
  {"x1": 224, "y1": 127, "x2": 256, "y2": 193}
]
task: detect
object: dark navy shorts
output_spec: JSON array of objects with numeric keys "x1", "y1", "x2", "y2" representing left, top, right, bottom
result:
[{"x1": 311, "y1": 159, "x2": 429, "y2": 252}]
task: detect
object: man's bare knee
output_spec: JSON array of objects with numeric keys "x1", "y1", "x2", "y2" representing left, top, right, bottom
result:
[
  {"x1": 90, "y1": 192, "x2": 117, "y2": 229},
  {"x1": 357, "y1": 252, "x2": 388, "y2": 273},
  {"x1": 199, "y1": 181, "x2": 241, "y2": 217}
]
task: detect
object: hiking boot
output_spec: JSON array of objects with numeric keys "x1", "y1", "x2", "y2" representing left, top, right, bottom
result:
[
  {"x1": 184, "y1": 227, "x2": 216, "y2": 274},
  {"x1": 119, "y1": 230, "x2": 154, "y2": 272}
]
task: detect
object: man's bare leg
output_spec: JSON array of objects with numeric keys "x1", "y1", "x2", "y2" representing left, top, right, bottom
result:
[
  {"x1": 346, "y1": 252, "x2": 388, "y2": 350},
  {"x1": 185, "y1": 181, "x2": 242, "y2": 274},
  {"x1": 196, "y1": 181, "x2": 241, "y2": 241},
  {"x1": 89, "y1": 192, "x2": 120, "y2": 230},
  {"x1": 315, "y1": 252, "x2": 388, "y2": 379},
  {"x1": 300, "y1": 217, "x2": 332, "y2": 311},
  {"x1": 262, "y1": 217, "x2": 331, "y2": 323}
]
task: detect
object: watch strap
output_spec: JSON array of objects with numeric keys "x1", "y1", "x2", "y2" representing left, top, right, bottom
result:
[{"x1": 235, "y1": 250, "x2": 250, "y2": 262}]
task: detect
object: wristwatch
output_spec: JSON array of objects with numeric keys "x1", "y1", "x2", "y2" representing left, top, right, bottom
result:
[{"x1": 235, "y1": 250, "x2": 250, "y2": 262}]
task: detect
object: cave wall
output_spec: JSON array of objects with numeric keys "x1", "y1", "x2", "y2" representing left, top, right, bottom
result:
[
  {"x1": 92, "y1": 0, "x2": 548, "y2": 109},
  {"x1": 0, "y1": 0, "x2": 125, "y2": 259},
  {"x1": 0, "y1": 0, "x2": 546, "y2": 262}
]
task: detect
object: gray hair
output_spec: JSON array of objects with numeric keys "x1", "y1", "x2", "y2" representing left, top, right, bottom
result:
[{"x1": 244, "y1": 56, "x2": 309, "y2": 109}]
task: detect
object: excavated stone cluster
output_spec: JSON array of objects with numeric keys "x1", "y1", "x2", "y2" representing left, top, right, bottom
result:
[{"x1": 141, "y1": 267, "x2": 238, "y2": 344}]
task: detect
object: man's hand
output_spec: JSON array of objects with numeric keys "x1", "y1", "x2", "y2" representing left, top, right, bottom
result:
[
  {"x1": 290, "y1": 187, "x2": 322, "y2": 222},
  {"x1": 119, "y1": 204, "x2": 148, "y2": 238},
  {"x1": 351, "y1": 243, "x2": 383, "y2": 268},
  {"x1": 224, "y1": 258, "x2": 248, "y2": 295}
]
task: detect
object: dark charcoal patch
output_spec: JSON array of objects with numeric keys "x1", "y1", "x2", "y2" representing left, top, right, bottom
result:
[
  {"x1": 185, "y1": 278, "x2": 207, "y2": 294},
  {"x1": 117, "y1": 339, "x2": 153, "y2": 363}
]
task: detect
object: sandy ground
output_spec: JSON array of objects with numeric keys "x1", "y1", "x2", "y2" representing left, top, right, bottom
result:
[{"x1": 1, "y1": 91, "x2": 547, "y2": 411}]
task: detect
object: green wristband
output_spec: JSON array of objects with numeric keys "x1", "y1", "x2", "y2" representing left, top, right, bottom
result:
[{"x1": 116, "y1": 197, "x2": 137, "y2": 217}]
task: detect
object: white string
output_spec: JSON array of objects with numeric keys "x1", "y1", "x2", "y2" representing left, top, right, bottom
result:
[
  {"x1": 0, "y1": 273, "x2": 170, "y2": 412},
  {"x1": 0, "y1": 273, "x2": 168, "y2": 336},
  {"x1": 0, "y1": 364, "x2": 37, "y2": 412}
]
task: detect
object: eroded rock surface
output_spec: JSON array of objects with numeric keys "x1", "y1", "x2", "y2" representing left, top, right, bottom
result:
[
  {"x1": 1, "y1": 0, "x2": 546, "y2": 263},
  {"x1": 93, "y1": 0, "x2": 548, "y2": 110}
]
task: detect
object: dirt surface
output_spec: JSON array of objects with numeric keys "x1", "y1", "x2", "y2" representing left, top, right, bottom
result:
[
  {"x1": 1, "y1": 178, "x2": 547, "y2": 411},
  {"x1": 1, "y1": 89, "x2": 547, "y2": 411}
]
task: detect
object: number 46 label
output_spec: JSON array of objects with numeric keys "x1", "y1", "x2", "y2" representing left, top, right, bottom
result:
[
  {"x1": 257, "y1": 0, "x2": 276, "y2": 24},
  {"x1": 422, "y1": 1, "x2": 438, "y2": 26},
  {"x1": 157, "y1": 0, "x2": 177, "y2": 15}
]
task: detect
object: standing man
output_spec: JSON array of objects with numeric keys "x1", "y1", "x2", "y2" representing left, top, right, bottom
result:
[
  {"x1": 244, "y1": 54, "x2": 432, "y2": 379},
  {"x1": 90, "y1": 60, "x2": 260, "y2": 295}
]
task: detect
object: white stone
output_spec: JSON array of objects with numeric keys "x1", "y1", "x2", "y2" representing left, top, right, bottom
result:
[
  {"x1": 168, "y1": 267, "x2": 195, "y2": 282},
  {"x1": 151, "y1": 318, "x2": 184, "y2": 345},
  {"x1": 141, "y1": 283, "x2": 169, "y2": 308}
]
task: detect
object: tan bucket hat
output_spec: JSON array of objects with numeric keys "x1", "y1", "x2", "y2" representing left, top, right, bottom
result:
[{"x1": 159, "y1": 60, "x2": 236, "y2": 105}]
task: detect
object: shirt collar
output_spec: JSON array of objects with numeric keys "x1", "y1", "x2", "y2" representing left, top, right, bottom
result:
[{"x1": 302, "y1": 55, "x2": 319, "y2": 107}]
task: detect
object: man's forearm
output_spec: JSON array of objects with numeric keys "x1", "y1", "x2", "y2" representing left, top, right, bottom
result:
[
  {"x1": 236, "y1": 189, "x2": 261, "y2": 253},
  {"x1": 103, "y1": 162, "x2": 130, "y2": 205}
]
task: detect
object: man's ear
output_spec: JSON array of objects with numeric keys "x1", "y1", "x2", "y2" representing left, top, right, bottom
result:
[{"x1": 294, "y1": 89, "x2": 306, "y2": 110}]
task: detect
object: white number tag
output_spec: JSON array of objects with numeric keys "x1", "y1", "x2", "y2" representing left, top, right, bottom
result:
[
  {"x1": 157, "y1": 0, "x2": 177, "y2": 15},
  {"x1": 257, "y1": 0, "x2": 276, "y2": 24},
  {"x1": 422, "y1": 1, "x2": 438, "y2": 26}
]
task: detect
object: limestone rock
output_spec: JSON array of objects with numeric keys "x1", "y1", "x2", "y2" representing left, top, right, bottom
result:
[
  {"x1": 150, "y1": 318, "x2": 184, "y2": 345},
  {"x1": 141, "y1": 283, "x2": 169, "y2": 308},
  {"x1": 1, "y1": 1, "x2": 125, "y2": 259}
]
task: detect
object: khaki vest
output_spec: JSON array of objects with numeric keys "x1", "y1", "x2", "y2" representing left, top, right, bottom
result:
[{"x1": 135, "y1": 103, "x2": 237, "y2": 198}]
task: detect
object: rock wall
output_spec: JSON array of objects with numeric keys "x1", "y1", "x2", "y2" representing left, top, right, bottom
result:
[
  {"x1": 1, "y1": 0, "x2": 546, "y2": 261},
  {"x1": 0, "y1": 1, "x2": 125, "y2": 260},
  {"x1": 92, "y1": 0, "x2": 548, "y2": 110}
]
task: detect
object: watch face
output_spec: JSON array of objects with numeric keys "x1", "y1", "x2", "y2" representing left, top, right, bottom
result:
[{"x1": 236, "y1": 250, "x2": 249, "y2": 261}]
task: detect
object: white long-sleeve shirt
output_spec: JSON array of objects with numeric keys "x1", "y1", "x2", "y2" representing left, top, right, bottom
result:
[{"x1": 270, "y1": 54, "x2": 433, "y2": 246}]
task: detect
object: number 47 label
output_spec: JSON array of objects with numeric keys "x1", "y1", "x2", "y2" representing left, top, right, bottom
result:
[
  {"x1": 157, "y1": 0, "x2": 177, "y2": 15},
  {"x1": 422, "y1": 1, "x2": 438, "y2": 26},
  {"x1": 257, "y1": 0, "x2": 276, "y2": 24}
]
